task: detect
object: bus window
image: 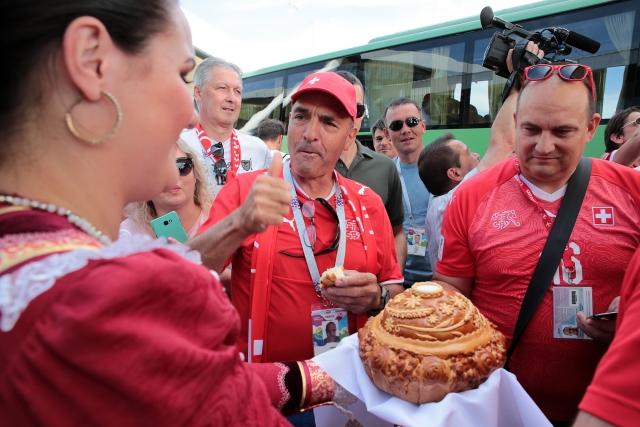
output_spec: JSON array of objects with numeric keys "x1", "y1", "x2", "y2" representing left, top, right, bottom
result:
[
  {"x1": 362, "y1": 41, "x2": 465, "y2": 128},
  {"x1": 237, "y1": 71, "x2": 284, "y2": 135}
]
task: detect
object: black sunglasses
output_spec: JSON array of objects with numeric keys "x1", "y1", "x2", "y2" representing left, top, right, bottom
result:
[
  {"x1": 356, "y1": 103, "x2": 368, "y2": 119},
  {"x1": 280, "y1": 198, "x2": 340, "y2": 258},
  {"x1": 210, "y1": 142, "x2": 224, "y2": 158},
  {"x1": 176, "y1": 157, "x2": 194, "y2": 177},
  {"x1": 388, "y1": 116, "x2": 421, "y2": 132}
]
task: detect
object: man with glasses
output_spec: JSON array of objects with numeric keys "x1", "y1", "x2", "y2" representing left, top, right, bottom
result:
[
  {"x1": 181, "y1": 56, "x2": 273, "y2": 195},
  {"x1": 196, "y1": 72, "x2": 404, "y2": 370},
  {"x1": 433, "y1": 63, "x2": 640, "y2": 425},
  {"x1": 332, "y1": 71, "x2": 407, "y2": 273},
  {"x1": 602, "y1": 107, "x2": 640, "y2": 169},
  {"x1": 384, "y1": 97, "x2": 433, "y2": 288},
  {"x1": 418, "y1": 43, "x2": 542, "y2": 271}
]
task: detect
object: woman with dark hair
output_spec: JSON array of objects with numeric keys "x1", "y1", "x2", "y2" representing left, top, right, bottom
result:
[{"x1": 0, "y1": 1, "x2": 338, "y2": 425}]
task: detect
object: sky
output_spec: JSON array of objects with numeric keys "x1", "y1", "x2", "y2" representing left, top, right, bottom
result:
[{"x1": 180, "y1": 0, "x2": 538, "y2": 73}]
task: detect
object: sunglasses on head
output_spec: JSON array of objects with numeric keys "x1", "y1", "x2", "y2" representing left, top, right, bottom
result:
[
  {"x1": 388, "y1": 116, "x2": 422, "y2": 132},
  {"x1": 176, "y1": 157, "x2": 193, "y2": 177},
  {"x1": 523, "y1": 64, "x2": 596, "y2": 100},
  {"x1": 621, "y1": 117, "x2": 640, "y2": 131},
  {"x1": 280, "y1": 198, "x2": 340, "y2": 258}
]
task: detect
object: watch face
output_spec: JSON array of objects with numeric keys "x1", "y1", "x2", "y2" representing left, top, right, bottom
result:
[{"x1": 381, "y1": 286, "x2": 390, "y2": 306}]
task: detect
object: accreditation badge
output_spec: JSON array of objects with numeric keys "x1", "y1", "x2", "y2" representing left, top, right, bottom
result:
[
  {"x1": 311, "y1": 304, "x2": 348, "y2": 356},
  {"x1": 407, "y1": 226, "x2": 427, "y2": 257},
  {"x1": 552, "y1": 286, "x2": 593, "y2": 340}
]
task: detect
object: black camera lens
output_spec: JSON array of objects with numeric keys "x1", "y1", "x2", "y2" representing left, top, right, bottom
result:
[{"x1": 163, "y1": 220, "x2": 169, "y2": 225}]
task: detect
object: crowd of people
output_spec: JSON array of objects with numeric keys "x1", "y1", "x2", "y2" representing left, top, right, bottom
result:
[{"x1": 1, "y1": 1, "x2": 640, "y2": 427}]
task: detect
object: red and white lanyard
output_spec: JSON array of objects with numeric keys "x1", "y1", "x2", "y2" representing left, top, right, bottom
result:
[
  {"x1": 513, "y1": 161, "x2": 576, "y2": 282},
  {"x1": 195, "y1": 124, "x2": 242, "y2": 181}
]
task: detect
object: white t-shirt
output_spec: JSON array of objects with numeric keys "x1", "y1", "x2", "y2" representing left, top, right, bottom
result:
[
  {"x1": 425, "y1": 167, "x2": 478, "y2": 270},
  {"x1": 181, "y1": 127, "x2": 273, "y2": 196}
]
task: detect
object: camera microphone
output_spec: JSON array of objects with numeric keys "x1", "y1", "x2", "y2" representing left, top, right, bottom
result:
[
  {"x1": 481, "y1": 7, "x2": 530, "y2": 38},
  {"x1": 550, "y1": 27, "x2": 600, "y2": 54},
  {"x1": 480, "y1": 6, "x2": 496, "y2": 29}
]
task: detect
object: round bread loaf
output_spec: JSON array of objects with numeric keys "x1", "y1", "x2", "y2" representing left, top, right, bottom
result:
[{"x1": 358, "y1": 282, "x2": 506, "y2": 404}]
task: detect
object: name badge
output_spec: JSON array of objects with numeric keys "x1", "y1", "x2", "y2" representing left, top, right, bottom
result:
[
  {"x1": 311, "y1": 304, "x2": 348, "y2": 356},
  {"x1": 407, "y1": 226, "x2": 427, "y2": 257},
  {"x1": 552, "y1": 286, "x2": 593, "y2": 340}
]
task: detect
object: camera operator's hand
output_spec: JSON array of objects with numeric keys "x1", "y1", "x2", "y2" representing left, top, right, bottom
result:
[{"x1": 506, "y1": 41, "x2": 545, "y2": 74}]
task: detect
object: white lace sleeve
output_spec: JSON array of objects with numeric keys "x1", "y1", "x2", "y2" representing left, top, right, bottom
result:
[{"x1": 0, "y1": 235, "x2": 201, "y2": 332}]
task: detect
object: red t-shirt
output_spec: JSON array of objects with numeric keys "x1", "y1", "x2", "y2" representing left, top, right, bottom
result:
[
  {"x1": 0, "y1": 223, "x2": 289, "y2": 426},
  {"x1": 579, "y1": 247, "x2": 640, "y2": 427},
  {"x1": 200, "y1": 170, "x2": 403, "y2": 363},
  {"x1": 437, "y1": 157, "x2": 640, "y2": 421}
]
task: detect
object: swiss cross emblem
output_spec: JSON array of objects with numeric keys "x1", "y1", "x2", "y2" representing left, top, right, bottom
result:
[
  {"x1": 308, "y1": 77, "x2": 320, "y2": 85},
  {"x1": 592, "y1": 207, "x2": 614, "y2": 226}
]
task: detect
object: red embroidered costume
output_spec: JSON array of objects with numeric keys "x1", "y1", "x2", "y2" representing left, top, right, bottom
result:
[{"x1": 0, "y1": 203, "x2": 329, "y2": 426}]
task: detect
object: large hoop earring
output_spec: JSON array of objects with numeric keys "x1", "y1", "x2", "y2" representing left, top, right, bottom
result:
[{"x1": 65, "y1": 91, "x2": 123, "y2": 145}]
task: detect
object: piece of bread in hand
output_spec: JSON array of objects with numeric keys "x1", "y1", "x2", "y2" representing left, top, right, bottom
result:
[{"x1": 320, "y1": 266, "x2": 345, "y2": 289}]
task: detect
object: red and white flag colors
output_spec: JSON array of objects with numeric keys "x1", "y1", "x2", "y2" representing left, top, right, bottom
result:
[{"x1": 592, "y1": 206, "x2": 614, "y2": 226}]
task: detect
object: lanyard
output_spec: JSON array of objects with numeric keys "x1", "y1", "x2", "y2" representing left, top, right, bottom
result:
[
  {"x1": 195, "y1": 125, "x2": 242, "y2": 181},
  {"x1": 513, "y1": 161, "x2": 577, "y2": 282},
  {"x1": 283, "y1": 158, "x2": 347, "y2": 304},
  {"x1": 513, "y1": 160, "x2": 566, "y2": 229},
  {"x1": 394, "y1": 157, "x2": 413, "y2": 225}
]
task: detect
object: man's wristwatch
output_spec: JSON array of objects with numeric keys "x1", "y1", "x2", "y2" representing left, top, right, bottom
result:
[
  {"x1": 368, "y1": 284, "x2": 390, "y2": 316},
  {"x1": 378, "y1": 284, "x2": 390, "y2": 310}
]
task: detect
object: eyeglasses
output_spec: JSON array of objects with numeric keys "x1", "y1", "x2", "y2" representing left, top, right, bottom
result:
[
  {"x1": 621, "y1": 117, "x2": 640, "y2": 131},
  {"x1": 280, "y1": 198, "x2": 340, "y2": 258},
  {"x1": 207, "y1": 142, "x2": 228, "y2": 184},
  {"x1": 388, "y1": 116, "x2": 422, "y2": 132},
  {"x1": 356, "y1": 103, "x2": 368, "y2": 119},
  {"x1": 209, "y1": 142, "x2": 224, "y2": 158},
  {"x1": 523, "y1": 64, "x2": 596, "y2": 100},
  {"x1": 176, "y1": 157, "x2": 194, "y2": 176}
]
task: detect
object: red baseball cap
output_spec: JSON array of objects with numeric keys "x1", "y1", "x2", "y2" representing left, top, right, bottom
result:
[{"x1": 291, "y1": 72, "x2": 357, "y2": 122}]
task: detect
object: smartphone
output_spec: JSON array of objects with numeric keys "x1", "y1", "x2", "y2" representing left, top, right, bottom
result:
[
  {"x1": 589, "y1": 311, "x2": 618, "y2": 320},
  {"x1": 150, "y1": 211, "x2": 188, "y2": 243}
]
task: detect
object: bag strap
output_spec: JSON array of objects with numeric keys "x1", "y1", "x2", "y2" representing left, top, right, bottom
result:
[{"x1": 505, "y1": 156, "x2": 591, "y2": 370}]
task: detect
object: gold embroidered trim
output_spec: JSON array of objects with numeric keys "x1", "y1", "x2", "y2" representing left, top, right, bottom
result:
[
  {"x1": 0, "y1": 229, "x2": 101, "y2": 274},
  {"x1": 0, "y1": 206, "x2": 29, "y2": 216}
]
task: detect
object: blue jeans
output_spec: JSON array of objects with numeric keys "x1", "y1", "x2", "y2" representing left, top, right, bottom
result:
[{"x1": 286, "y1": 411, "x2": 316, "y2": 427}]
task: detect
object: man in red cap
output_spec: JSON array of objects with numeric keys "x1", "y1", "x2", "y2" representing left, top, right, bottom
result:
[{"x1": 195, "y1": 72, "x2": 404, "y2": 366}]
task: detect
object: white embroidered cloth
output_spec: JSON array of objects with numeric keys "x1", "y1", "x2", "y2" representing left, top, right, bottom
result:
[
  {"x1": 313, "y1": 334, "x2": 551, "y2": 427},
  {"x1": 0, "y1": 234, "x2": 202, "y2": 332}
]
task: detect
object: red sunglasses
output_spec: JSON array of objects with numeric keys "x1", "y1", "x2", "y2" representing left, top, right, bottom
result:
[{"x1": 523, "y1": 64, "x2": 596, "y2": 100}]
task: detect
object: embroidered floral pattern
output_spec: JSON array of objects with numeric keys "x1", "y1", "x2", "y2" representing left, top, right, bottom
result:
[
  {"x1": 274, "y1": 362, "x2": 290, "y2": 412},
  {"x1": 0, "y1": 234, "x2": 201, "y2": 332},
  {"x1": 307, "y1": 360, "x2": 334, "y2": 406}
]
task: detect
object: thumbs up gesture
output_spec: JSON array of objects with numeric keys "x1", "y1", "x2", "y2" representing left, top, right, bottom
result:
[{"x1": 238, "y1": 152, "x2": 292, "y2": 234}]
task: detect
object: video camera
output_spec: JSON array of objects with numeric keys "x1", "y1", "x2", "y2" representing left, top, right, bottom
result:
[{"x1": 480, "y1": 6, "x2": 600, "y2": 78}]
